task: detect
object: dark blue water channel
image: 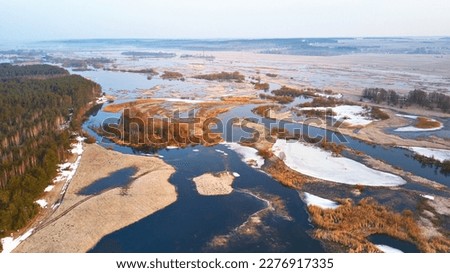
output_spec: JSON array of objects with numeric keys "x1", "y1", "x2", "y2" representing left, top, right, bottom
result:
[
  {"x1": 90, "y1": 145, "x2": 323, "y2": 252},
  {"x1": 369, "y1": 234, "x2": 420, "y2": 253},
  {"x1": 217, "y1": 104, "x2": 449, "y2": 186}
]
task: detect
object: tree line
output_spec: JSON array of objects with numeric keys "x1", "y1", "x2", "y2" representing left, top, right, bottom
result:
[
  {"x1": 0, "y1": 64, "x2": 100, "y2": 238},
  {"x1": 362, "y1": 88, "x2": 450, "y2": 113},
  {"x1": 0, "y1": 63, "x2": 68, "y2": 79}
]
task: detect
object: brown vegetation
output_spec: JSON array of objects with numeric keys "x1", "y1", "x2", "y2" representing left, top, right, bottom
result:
[
  {"x1": 264, "y1": 157, "x2": 321, "y2": 188},
  {"x1": 272, "y1": 86, "x2": 314, "y2": 97},
  {"x1": 254, "y1": 82, "x2": 270, "y2": 91},
  {"x1": 299, "y1": 97, "x2": 341, "y2": 108},
  {"x1": 259, "y1": 93, "x2": 294, "y2": 104},
  {"x1": 308, "y1": 198, "x2": 450, "y2": 253},
  {"x1": 297, "y1": 109, "x2": 336, "y2": 119},
  {"x1": 103, "y1": 99, "x2": 162, "y2": 113},
  {"x1": 270, "y1": 127, "x2": 289, "y2": 138},
  {"x1": 252, "y1": 105, "x2": 282, "y2": 118},
  {"x1": 319, "y1": 138, "x2": 345, "y2": 156},
  {"x1": 193, "y1": 71, "x2": 245, "y2": 82},
  {"x1": 369, "y1": 106, "x2": 390, "y2": 120},
  {"x1": 414, "y1": 117, "x2": 442, "y2": 129},
  {"x1": 161, "y1": 71, "x2": 184, "y2": 81},
  {"x1": 99, "y1": 101, "x2": 237, "y2": 150}
]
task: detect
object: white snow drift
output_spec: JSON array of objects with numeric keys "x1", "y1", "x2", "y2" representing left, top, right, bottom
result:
[
  {"x1": 272, "y1": 139, "x2": 406, "y2": 186},
  {"x1": 300, "y1": 105, "x2": 375, "y2": 126},
  {"x1": 302, "y1": 192, "x2": 339, "y2": 209},
  {"x1": 404, "y1": 147, "x2": 450, "y2": 162}
]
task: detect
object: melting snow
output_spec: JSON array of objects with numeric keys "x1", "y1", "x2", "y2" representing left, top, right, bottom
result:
[
  {"x1": 44, "y1": 185, "x2": 54, "y2": 192},
  {"x1": 300, "y1": 105, "x2": 374, "y2": 126},
  {"x1": 272, "y1": 139, "x2": 406, "y2": 186},
  {"x1": 223, "y1": 142, "x2": 265, "y2": 168},
  {"x1": 314, "y1": 92, "x2": 343, "y2": 99},
  {"x1": 421, "y1": 194, "x2": 435, "y2": 201},
  {"x1": 404, "y1": 147, "x2": 450, "y2": 162},
  {"x1": 376, "y1": 244, "x2": 403, "y2": 253},
  {"x1": 35, "y1": 199, "x2": 48, "y2": 208},
  {"x1": 302, "y1": 192, "x2": 339, "y2": 209},
  {"x1": 396, "y1": 114, "x2": 418, "y2": 119},
  {"x1": 1, "y1": 229, "x2": 34, "y2": 253}
]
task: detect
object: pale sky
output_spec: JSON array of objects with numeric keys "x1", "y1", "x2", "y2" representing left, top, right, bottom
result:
[{"x1": 1, "y1": 0, "x2": 449, "y2": 41}]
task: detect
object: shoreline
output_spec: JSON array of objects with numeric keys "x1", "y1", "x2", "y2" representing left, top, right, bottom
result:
[{"x1": 14, "y1": 143, "x2": 176, "y2": 253}]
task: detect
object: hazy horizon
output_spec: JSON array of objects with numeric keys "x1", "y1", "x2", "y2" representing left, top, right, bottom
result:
[{"x1": 1, "y1": 0, "x2": 450, "y2": 42}]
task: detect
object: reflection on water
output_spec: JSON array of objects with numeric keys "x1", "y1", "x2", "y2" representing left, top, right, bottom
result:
[{"x1": 369, "y1": 234, "x2": 420, "y2": 253}]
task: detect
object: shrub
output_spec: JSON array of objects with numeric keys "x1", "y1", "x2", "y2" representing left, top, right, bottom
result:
[{"x1": 161, "y1": 71, "x2": 184, "y2": 80}]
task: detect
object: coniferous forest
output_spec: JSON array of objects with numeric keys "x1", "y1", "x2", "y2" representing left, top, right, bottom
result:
[{"x1": 0, "y1": 64, "x2": 100, "y2": 235}]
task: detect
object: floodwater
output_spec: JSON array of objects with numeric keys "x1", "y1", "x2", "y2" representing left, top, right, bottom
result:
[{"x1": 74, "y1": 69, "x2": 445, "y2": 252}]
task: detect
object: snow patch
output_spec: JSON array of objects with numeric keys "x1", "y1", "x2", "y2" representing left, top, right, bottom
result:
[
  {"x1": 376, "y1": 244, "x2": 403, "y2": 253},
  {"x1": 272, "y1": 139, "x2": 406, "y2": 186},
  {"x1": 300, "y1": 105, "x2": 374, "y2": 126},
  {"x1": 396, "y1": 114, "x2": 418, "y2": 119},
  {"x1": 52, "y1": 136, "x2": 85, "y2": 197},
  {"x1": 96, "y1": 95, "x2": 108, "y2": 104},
  {"x1": 421, "y1": 194, "x2": 435, "y2": 201},
  {"x1": 394, "y1": 117, "x2": 443, "y2": 132},
  {"x1": 302, "y1": 192, "x2": 339, "y2": 209},
  {"x1": 1, "y1": 228, "x2": 34, "y2": 253},
  {"x1": 404, "y1": 147, "x2": 450, "y2": 162},
  {"x1": 314, "y1": 92, "x2": 343, "y2": 99},
  {"x1": 44, "y1": 185, "x2": 54, "y2": 192},
  {"x1": 35, "y1": 199, "x2": 48, "y2": 208},
  {"x1": 394, "y1": 125, "x2": 443, "y2": 132},
  {"x1": 223, "y1": 142, "x2": 265, "y2": 168},
  {"x1": 162, "y1": 98, "x2": 206, "y2": 104}
]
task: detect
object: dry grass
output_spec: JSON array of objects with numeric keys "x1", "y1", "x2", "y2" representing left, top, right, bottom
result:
[
  {"x1": 272, "y1": 86, "x2": 315, "y2": 97},
  {"x1": 319, "y1": 138, "x2": 345, "y2": 156},
  {"x1": 193, "y1": 71, "x2": 245, "y2": 82},
  {"x1": 221, "y1": 96, "x2": 252, "y2": 103},
  {"x1": 254, "y1": 82, "x2": 270, "y2": 91},
  {"x1": 252, "y1": 105, "x2": 282, "y2": 118},
  {"x1": 259, "y1": 93, "x2": 294, "y2": 104},
  {"x1": 270, "y1": 127, "x2": 289, "y2": 138},
  {"x1": 299, "y1": 97, "x2": 341, "y2": 108},
  {"x1": 103, "y1": 99, "x2": 161, "y2": 113},
  {"x1": 414, "y1": 117, "x2": 442, "y2": 129},
  {"x1": 161, "y1": 71, "x2": 184, "y2": 80},
  {"x1": 308, "y1": 198, "x2": 450, "y2": 253},
  {"x1": 100, "y1": 103, "x2": 232, "y2": 149},
  {"x1": 264, "y1": 157, "x2": 321, "y2": 188},
  {"x1": 298, "y1": 109, "x2": 336, "y2": 118}
]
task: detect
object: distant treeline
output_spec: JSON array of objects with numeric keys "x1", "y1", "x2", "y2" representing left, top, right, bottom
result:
[
  {"x1": 0, "y1": 63, "x2": 68, "y2": 79},
  {"x1": 121, "y1": 51, "x2": 176, "y2": 58},
  {"x1": 193, "y1": 71, "x2": 245, "y2": 82},
  {"x1": 362, "y1": 88, "x2": 450, "y2": 113},
  {"x1": 0, "y1": 64, "x2": 100, "y2": 236}
]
